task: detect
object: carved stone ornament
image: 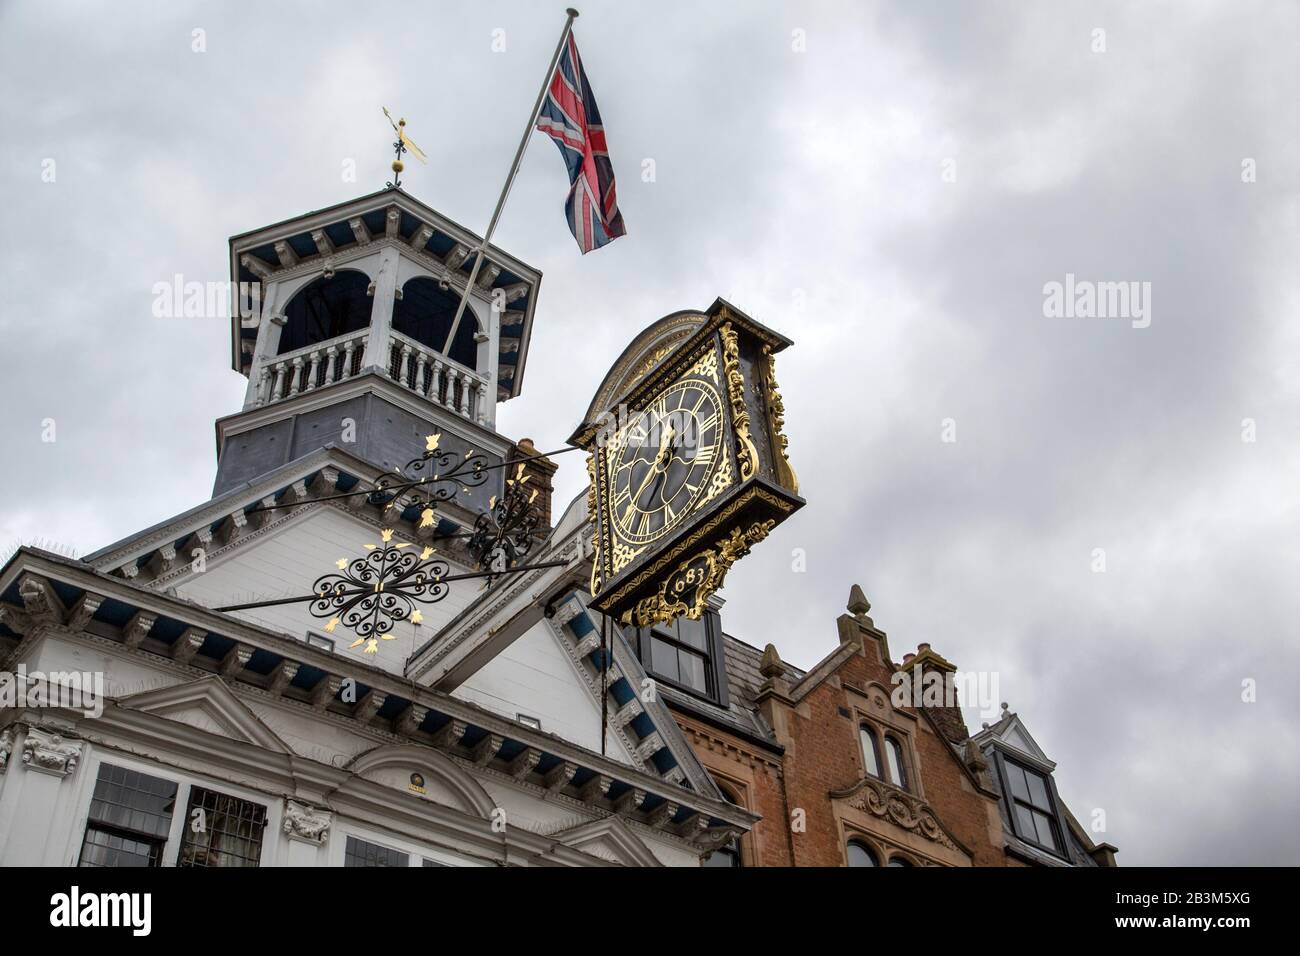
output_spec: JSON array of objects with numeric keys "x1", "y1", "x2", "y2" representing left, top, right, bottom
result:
[
  {"x1": 21, "y1": 726, "x2": 83, "y2": 778},
  {"x1": 282, "y1": 799, "x2": 332, "y2": 845},
  {"x1": 0, "y1": 727, "x2": 13, "y2": 773},
  {"x1": 835, "y1": 776, "x2": 959, "y2": 851}
]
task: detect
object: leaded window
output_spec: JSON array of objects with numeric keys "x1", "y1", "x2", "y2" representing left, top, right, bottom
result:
[
  {"x1": 78, "y1": 763, "x2": 177, "y2": 867},
  {"x1": 345, "y1": 835, "x2": 409, "y2": 867},
  {"x1": 176, "y1": 786, "x2": 267, "y2": 867}
]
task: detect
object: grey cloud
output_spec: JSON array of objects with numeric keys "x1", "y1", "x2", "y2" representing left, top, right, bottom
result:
[{"x1": 2, "y1": 0, "x2": 1295, "y2": 864}]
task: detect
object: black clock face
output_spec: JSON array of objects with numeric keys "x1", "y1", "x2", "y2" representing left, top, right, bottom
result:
[{"x1": 609, "y1": 379, "x2": 725, "y2": 546}]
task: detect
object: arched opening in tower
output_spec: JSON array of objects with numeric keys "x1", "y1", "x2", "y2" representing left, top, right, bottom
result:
[
  {"x1": 392, "y1": 277, "x2": 480, "y2": 371},
  {"x1": 277, "y1": 270, "x2": 372, "y2": 354}
]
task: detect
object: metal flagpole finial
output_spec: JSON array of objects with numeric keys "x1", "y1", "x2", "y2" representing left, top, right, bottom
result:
[
  {"x1": 566, "y1": 8, "x2": 579, "y2": 17},
  {"x1": 383, "y1": 106, "x2": 428, "y2": 189}
]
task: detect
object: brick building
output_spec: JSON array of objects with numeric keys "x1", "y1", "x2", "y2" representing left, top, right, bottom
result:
[{"x1": 650, "y1": 585, "x2": 1118, "y2": 867}]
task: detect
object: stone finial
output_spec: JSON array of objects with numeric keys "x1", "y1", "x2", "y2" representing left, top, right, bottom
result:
[
  {"x1": 847, "y1": 584, "x2": 871, "y2": 616},
  {"x1": 759, "y1": 643, "x2": 784, "y2": 679},
  {"x1": 1001, "y1": 702, "x2": 1010, "y2": 718}
]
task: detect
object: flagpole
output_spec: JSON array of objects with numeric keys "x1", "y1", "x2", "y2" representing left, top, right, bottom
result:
[{"x1": 441, "y1": 7, "x2": 580, "y2": 354}]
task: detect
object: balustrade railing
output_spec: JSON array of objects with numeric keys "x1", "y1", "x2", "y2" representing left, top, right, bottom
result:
[
  {"x1": 254, "y1": 329, "x2": 367, "y2": 407},
  {"x1": 251, "y1": 327, "x2": 490, "y2": 427},
  {"x1": 387, "y1": 329, "x2": 489, "y2": 425}
]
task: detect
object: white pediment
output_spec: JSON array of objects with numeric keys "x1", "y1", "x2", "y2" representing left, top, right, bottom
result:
[
  {"x1": 999, "y1": 715, "x2": 1055, "y2": 768},
  {"x1": 118, "y1": 675, "x2": 290, "y2": 753},
  {"x1": 551, "y1": 817, "x2": 663, "y2": 868}
]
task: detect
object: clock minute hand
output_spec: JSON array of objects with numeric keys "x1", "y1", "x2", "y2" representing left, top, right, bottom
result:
[
  {"x1": 631, "y1": 423, "x2": 676, "y2": 511},
  {"x1": 630, "y1": 460, "x2": 660, "y2": 510}
]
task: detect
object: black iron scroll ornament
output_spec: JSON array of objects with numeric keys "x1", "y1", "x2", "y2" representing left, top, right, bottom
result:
[{"x1": 217, "y1": 433, "x2": 578, "y2": 656}]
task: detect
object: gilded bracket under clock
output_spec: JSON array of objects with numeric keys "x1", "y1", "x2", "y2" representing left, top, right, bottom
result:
[{"x1": 621, "y1": 519, "x2": 777, "y2": 628}]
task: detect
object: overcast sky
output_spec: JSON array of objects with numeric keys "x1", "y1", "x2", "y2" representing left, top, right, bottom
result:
[{"x1": 2, "y1": 1, "x2": 1297, "y2": 865}]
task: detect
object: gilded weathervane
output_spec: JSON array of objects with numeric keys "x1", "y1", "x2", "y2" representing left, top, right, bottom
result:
[{"x1": 383, "y1": 107, "x2": 428, "y2": 188}]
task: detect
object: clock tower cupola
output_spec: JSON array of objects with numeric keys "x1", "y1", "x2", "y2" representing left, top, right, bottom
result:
[{"x1": 216, "y1": 187, "x2": 541, "y2": 500}]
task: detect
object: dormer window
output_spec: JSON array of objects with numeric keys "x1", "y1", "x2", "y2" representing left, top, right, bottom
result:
[
  {"x1": 999, "y1": 758, "x2": 1064, "y2": 855},
  {"x1": 632, "y1": 610, "x2": 729, "y2": 706}
]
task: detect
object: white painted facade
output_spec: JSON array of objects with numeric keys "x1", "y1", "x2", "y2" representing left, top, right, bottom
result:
[{"x1": 0, "y1": 188, "x2": 753, "y2": 868}]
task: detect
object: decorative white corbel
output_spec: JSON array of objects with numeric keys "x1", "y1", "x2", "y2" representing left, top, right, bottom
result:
[
  {"x1": 282, "y1": 799, "x2": 332, "y2": 845},
  {"x1": 65, "y1": 592, "x2": 104, "y2": 631},
  {"x1": 18, "y1": 575, "x2": 64, "y2": 625},
  {"x1": 172, "y1": 628, "x2": 205, "y2": 664},
  {"x1": 239, "y1": 253, "x2": 274, "y2": 281},
  {"x1": 552, "y1": 594, "x2": 584, "y2": 628},
  {"x1": 21, "y1": 727, "x2": 83, "y2": 778},
  {"x1": 349, "y1": 217, "x2": 372, "y2": 245},
  {"x1": 273, "y1": 240, "x2": 299, "y2": 269},
  {"x1": 634, "y1": 732, "x2": 664, "y2": 763},
  {"x1": 121, "y1": 611, "x2": 156, "y2": 649},
  {"x1": 310, "y1": 229, "x2": 335, "y2": 256},
  {"x1": 0, "y1": 727, "x2": 13, "y2": 773},
  {"x1": 545, "y1": 761, "x2": 578, "y2": 793},
  {"x1": 509, "y1": 747, "x2": 542, "y2": 781},
  {"x1": 500, "y1": 282, "x2": 530, "y2": 304},
  {"x1": 409, "y1": 223, "x2": 434, "y2": 250},
  {"x1": 444, "y1": 244, "x2": 471, "y2": 271}
]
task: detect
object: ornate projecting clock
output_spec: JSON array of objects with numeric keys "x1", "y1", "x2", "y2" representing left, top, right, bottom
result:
[{"x1": 570, "y1": 298, "x2": 804, "y2": 628}]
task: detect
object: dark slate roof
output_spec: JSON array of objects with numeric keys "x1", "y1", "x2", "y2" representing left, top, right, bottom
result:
[{"x1": 658, "y1": 633, "x2": 804, "y2": 749}]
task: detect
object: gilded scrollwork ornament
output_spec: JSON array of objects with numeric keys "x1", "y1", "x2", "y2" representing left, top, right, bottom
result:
[
  {"x1": 622, "y1": 519, "x2": 775, "y2": 627},
  {"x1": 761, "y1": 344, "x2": 799, "y2": 494},
  {"x1": 720, "y1": 322, "x2": 759, "y2": 482}
]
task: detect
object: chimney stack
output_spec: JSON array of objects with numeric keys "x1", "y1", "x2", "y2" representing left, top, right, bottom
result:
[
  {"x1": 512, "y1": 438, "x2": 558, "y2": 529},
  {"x1": 904, "y1": 643, "x2": 971, "y2": 744}
]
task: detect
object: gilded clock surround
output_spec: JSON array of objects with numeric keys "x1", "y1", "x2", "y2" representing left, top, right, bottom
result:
[{"x1": 572, "y1": 298, "x2": 804, "y2": 628}]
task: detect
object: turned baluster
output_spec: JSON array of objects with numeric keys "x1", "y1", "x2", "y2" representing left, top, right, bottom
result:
[
  {"x1": 271, "y1": 363, "x2": 287, "y2": 402},
  {"x1": 305, "y1": 351, "x2": 321, "y2": 391}
]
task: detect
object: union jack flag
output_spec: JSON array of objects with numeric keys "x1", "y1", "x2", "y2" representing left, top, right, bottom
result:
[{"x1": 534, "y1": 33, "x2": 627, "y2": 254}]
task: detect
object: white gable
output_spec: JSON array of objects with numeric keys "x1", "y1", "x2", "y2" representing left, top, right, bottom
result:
[
  {"x1": 119, "y1": 676, "x2": 290, "y2": 753},
  {"x1": 549, "y1": 818, "x2": 664, "y2": 867},
  {"x1": 452, "y1": 618, "x2": 639, "y2": 766},
  {"x1": 999, "y1": 715, "x2": 1055, "y2": 768},
  {"x1": 173, "y1": 505, "x2": 478, "y2": 675}
]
